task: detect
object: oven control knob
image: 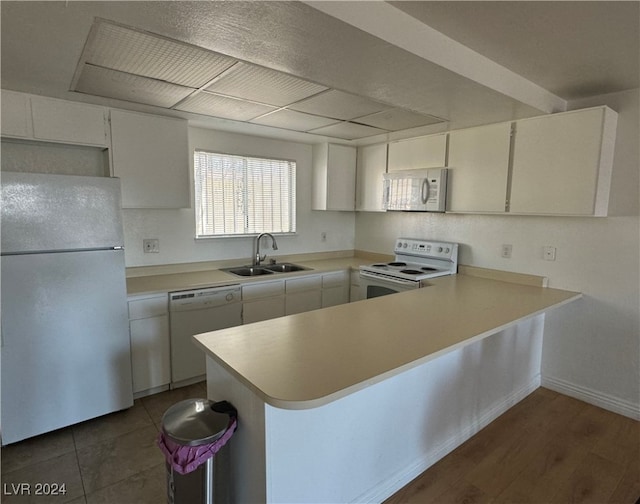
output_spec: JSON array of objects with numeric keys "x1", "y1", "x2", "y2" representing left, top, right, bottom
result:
[
  {"x1": 445, "y1": 247, "x2": 450, "y2": 253},
  {"x1": 397, "y1": 241, "x2": 402, "y2": 248},
  {"x1": 437, "y1": 247, "x2": 443, "y2": 252}
]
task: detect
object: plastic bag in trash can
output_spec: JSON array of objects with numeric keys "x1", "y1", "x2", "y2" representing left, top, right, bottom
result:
[{"x1": 157, "y1": 400, "x2": 238, "y2": 475}]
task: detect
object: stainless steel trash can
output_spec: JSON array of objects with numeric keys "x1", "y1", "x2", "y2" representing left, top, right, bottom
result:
[{"x1": 159, "y1": 399, "x2": 237, "y2": 504}]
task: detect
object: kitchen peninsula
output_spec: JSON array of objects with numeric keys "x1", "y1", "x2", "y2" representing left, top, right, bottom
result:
[{"x1": 194, "y1": 272, "x2": 581, "y2": 503}]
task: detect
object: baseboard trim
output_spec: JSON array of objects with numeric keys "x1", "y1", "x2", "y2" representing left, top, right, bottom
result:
[
  {"x1": 542, "y1": 375, "x2": 640, "y2": 420},
  {"x1": 355, "y1": 376, "x2": 541, "y2": 503}
]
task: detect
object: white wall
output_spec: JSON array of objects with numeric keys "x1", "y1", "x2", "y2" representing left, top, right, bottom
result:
[
  {"x1": 122, "y1": 128, "x2": 355, "y2": 267},
  {"x1": 355, "y1": 88, "x2": 640, "y2": 417}
]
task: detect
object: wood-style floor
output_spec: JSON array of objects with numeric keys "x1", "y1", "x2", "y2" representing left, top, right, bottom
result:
[
  {"x1": 385, "y1": 387, "x2": 639, "y2": 504},
  {"x1": 2, "y1": 386, "x2": 638, "y2": 503}
]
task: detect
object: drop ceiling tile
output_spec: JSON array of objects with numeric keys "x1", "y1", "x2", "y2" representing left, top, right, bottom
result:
[
  {"x1": 309, "y1": 121, "x2": 387, "y2": 140},
  {"x1": 251, "y1": 109, "x2": 338, "y2": 131},
  {"x1": 288, "y1": 89, "x2": 391, "y2": 120},
  {"x1": 75, "y1": 64, "x2": 193, "y2": 108},
  {"x1": 175, "y1": 92, "x2": 276, "y2": 121},
  {"x1": 355, "y1": 108, "x2": 444, "y2": 130},
  {"x1": 86, "y1": 20, "x2": 237, "y2": 88},
  {"x1": 205, "y1": 62, "x2": 328, "y2": 106}
]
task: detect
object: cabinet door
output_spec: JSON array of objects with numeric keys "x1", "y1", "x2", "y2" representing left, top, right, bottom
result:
[
  {"x1": 286, "y1": 290, "x2": 322, "y2": 315},
  {"x1": 285, "y1": 275, "x2": 322, "y2": 315},
  {"x1": 387, "y1": 134, "x2": 446, "y2": 172},
  {"x1": 1, "y1": 90, "x2": 32, "y2": 138},
  {"x1": 312, "y1": 143, "x2": 356, "y2": 211},
  {"x1": 322, "y1": 286, "x2": 349, "y2": 308},
  {"x1": 130, "y1": 315, "x2": 171, "y2": 394},
  {"x1": 510, "y1": 107, "x2": 617, "y2": 216},
  {"x1": 30, "y1": 96, "x2": 108, "y2": 147},
  {"x1": 447, "y1": 123, "x2": 512, "y2": 213},
  {"x1": 356, "y1": 143, "x2": 387, "y2": 212},
  {"x1": 110, "y1": 109, "x2": 190, "y2": 208},
  {"x1": 243, "y1": 296, "x2": 285, "y2": 324}
]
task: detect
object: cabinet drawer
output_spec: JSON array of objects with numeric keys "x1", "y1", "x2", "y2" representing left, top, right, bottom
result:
[
  {"x1": 242, "y1": 280, "x2": 285, "y2": 301},
  {"x1": 286, "y1": 275, "x2": 322, "y2": 294},
  {"x1": 322, "y1": 270, "x2": 348, "y2": 288},
  {"x1": 128, "y1": 295, "x2": 168, "y2": 320}
]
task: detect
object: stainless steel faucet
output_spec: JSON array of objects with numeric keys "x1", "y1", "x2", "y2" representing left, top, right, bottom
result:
[{"x1": 253, "y1": 233, "x2": 278, "y2": 266}]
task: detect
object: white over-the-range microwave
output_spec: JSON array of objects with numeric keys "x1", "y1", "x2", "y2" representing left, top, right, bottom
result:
[{"x1": 382, "y1": 168, "x2": 448, "y2": 212}]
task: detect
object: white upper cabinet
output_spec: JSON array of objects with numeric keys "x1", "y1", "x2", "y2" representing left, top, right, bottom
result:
[
  {"x1": 356, "y1": 143, "x2": 387, "y2": 212},
  {"x1": 110, "y1": 109, "x2": 190, "y2": 209},
  {"x1": 387, "y1": 134, "x2": 446, "y2": 172},
  {"x1": 1, "y1": 90, "x2": 108, "y2": 147},
  {"x1": 1, "y1": 90, "x2": 32, "y2": 138},
  {"x1": 312, "y1": 143, "x2": 357, "y2": 211},
  {"x1": 510, "y1": 106, "x2": 617, "y2": 216},
  {"x1": 30, "y1": 96, "x2": 108, "y2": 147},
  {"x1": 447, "y1": 122, "x2": 512, "y2": 213}
]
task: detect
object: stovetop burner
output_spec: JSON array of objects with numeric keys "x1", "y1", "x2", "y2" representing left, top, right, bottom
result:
[{"x1": 359, "y1": 239, "x2": 459, "y2": 283}]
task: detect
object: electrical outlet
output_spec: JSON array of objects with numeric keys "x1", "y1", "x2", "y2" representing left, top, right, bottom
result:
[
  {"x1": 543, "y1": 246, "x2": 556, "y2": 261},
  {"x1": 143, "y1": 238, "x2": 159, "y2": 253},
  {"x1": 501, "y1": 244, "x2": 512, "y2": 258}
]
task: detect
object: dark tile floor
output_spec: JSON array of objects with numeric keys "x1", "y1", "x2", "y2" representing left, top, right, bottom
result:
[{"x1": 1, "y1": 382, "x2": 207, "y2": 503}]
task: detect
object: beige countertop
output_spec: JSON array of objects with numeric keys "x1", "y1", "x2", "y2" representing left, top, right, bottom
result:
[
  {"x1": 193, "y1": 274, "x2": 581, "y2": 410},
  {"x1": 126, "y1": 256, "x2": 372, "y2": 296}
]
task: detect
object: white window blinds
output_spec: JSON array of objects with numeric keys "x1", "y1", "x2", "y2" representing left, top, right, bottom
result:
[{"x1": 194, "y1": 151, "x2": 296, "y2": 237}]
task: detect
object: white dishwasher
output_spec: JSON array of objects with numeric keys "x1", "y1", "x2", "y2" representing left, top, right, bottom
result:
[{"x1": 169, "y1": 285, "x2": 242, "y2": 386}]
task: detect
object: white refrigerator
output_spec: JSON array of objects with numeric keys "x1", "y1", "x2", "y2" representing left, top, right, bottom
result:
[{"x1": 1, "y1": 171, "x2": 133, "y2": 445}]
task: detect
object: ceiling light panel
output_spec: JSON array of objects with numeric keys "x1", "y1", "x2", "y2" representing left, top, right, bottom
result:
[
  {"x1": 75, "y1": 64, "x2": 194, "y2": 108},
  {"x1": 175, "y1": 92, "x2": 277, "y2": 121},
  {"x1": 288, "y1": 89, "x2": 391, "y2": 120},
  {"x1": 309, "y1": 121, "x2": 387, "y2": 140},
  {"x1": 251, "y1": 110, "x2": 338, "y2": 131},
  {"x1": 85, "y1": 20, "x2": 237, "y2": 88},
  {"x1": 205, "y1": 62, "x2": 328, "y2": 106},
  {"x1": 355, "y1": 108, "x2": 444, "y2": 130}
]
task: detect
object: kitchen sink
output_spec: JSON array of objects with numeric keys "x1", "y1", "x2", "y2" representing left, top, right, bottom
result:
[
  {"x1": 223, "y1": 266, "x2": 274, "y2": 277},
  {"x1": 263, "y1": 263, "x2": 310, "y2": 273},
  {"x1": 222, "y1": 263, "x2": 310, "y2": 277}
]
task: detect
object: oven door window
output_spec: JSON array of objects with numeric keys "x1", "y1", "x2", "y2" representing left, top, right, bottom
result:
[{"x1": 366, "y1": 284, "x2": 399, "y2": 298}]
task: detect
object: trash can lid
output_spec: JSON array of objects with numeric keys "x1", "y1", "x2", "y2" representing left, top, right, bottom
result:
[{"x1": 161, "y1": 398, "x2": 230, "y2": 446}]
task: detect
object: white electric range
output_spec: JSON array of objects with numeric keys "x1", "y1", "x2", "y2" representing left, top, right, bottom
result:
[{"x1": 359, "y1": 238, "x2": 459, "y2": 298}]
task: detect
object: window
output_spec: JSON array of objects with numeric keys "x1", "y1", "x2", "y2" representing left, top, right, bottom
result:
[{"x1": 194, "y1": 150, "x2": 296, "y2": 237}]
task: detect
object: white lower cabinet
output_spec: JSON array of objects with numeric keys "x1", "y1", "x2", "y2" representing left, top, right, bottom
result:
[
  {"x1": 322, "y1": 270, "x2": 350, "y2": 307},
  {"x1": 242, "y1": 279, "x2": 285, "y2": 324},
  {"x1": 350, "y1": 270, "x2": 362, "y2": 302},
  {"x1": 128, "y1": 294, "x2": 170, "y2": 397},
  {"x1": 285, "y1": 275, "x2": 322, "y2": 315}
]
